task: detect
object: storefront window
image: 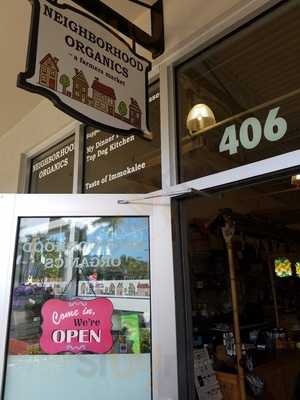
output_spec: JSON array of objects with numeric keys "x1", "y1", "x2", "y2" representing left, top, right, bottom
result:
[
  {"x1": 3, "y1": 216, "x2": 151, "y2": 400},
  {"x1": 83, "y1": 81, "x2": 161, "y2": 193},
  {"x1": 176, "y1": 0, "x2": 300, "y2": 183},
  {"x1": 29, "y1": 135, "x2": 75, "y2": 193},
  {"x1": 180, "y1": 171, "x2": 300, "y2": 399}
]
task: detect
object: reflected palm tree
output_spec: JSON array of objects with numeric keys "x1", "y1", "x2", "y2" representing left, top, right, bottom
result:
[{"x1": 91, "y1": 217, "x2": 123, "y2": 237}]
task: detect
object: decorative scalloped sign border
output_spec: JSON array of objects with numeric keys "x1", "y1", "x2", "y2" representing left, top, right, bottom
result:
[
  {"x1": 18, "y1": 0, "x2": 152, "y2": 140},
  {"x1": 40, "y1": 298, "x2": 113, "y2": 354}
]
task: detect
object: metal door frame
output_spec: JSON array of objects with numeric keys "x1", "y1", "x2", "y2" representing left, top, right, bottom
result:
[{"x1": 0, "y1": 193, "x2": 178, "y2": 400}]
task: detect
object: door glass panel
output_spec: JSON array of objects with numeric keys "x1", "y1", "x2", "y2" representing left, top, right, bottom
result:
[{"x1": 3, "y1": 216, "x2": 151, "y2": 400}]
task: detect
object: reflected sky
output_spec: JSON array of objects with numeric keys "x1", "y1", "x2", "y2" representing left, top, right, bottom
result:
[{"x1": 19, "y1": 217, "x2": 150, "y2": 263}]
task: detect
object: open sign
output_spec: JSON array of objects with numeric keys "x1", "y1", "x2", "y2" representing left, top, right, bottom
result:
[{"x1": 40, "y1": 298, "x2": 113, "y2": 354}]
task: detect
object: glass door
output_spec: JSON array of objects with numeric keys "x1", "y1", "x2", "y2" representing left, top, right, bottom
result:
[
  {"x1": 0, "y1": 194, "x2": 177, "y2": 400},
  {"x1": 175, "y1": 171, "x2": 300, "y2": 400}
]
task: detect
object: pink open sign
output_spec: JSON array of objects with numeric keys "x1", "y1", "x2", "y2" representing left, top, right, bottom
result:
[{"x1": 40, "y1": 298, "x2": 113, "y2": 354}]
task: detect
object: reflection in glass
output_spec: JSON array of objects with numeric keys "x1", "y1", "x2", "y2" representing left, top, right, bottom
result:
[
  {"x1": 176, "y1": 0, "x2": 300, "y2": 183},
  {"x1": 274, "y1": 258, "x2": 292, "y2": 278},
  {"x1": 4, "y1": 216, "x2": 151, "y2": 400},
  {"x1": 182, "y1": 172, "x2": 300, "y2": 399}
]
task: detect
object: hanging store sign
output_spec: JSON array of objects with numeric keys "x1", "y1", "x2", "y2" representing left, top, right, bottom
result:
[
  {"x1": 40, "y1": 298, "x2": 113, "y2": 354},
  {"x1": 18, "y1": 0, "x2": 152, "y2": 139}
]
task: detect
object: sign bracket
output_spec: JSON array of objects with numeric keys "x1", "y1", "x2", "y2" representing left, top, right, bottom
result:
[
  {"x1": 129, "y1": 0, "x2": 154, "y2": 10},
  {"x1": 70, "y1": 0, "x2": 165, "y2": 59}
]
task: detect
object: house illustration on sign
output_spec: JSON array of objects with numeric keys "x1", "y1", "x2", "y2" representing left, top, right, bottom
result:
[
  {"x1": 72, "y1": 69, "x2": 89, "y2": 104},
  {"x1": 92, "y1": 77, "x2": 116, "y2": 116},
  {"x1": 38, "y1": 54, "x2": 144, "y2": 130},
  {"x1": 129, "y1": 98, "x2": 142, "y2": 129},
  {"x1": 39, "y1": 53, "x2": 59, "y2": 90}
]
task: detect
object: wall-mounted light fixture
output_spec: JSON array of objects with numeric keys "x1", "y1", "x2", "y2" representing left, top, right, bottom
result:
[
  {"x1": 291, "y1": 175, "x2": 300, "y2": 187},
  {"x1": 186, "y1": 104, "x2": 216, "y2": 137}
]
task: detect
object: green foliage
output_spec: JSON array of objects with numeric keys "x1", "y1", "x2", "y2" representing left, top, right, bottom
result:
[
  {"x1": 120, "y1": 255, "x2": 148, "y2": 279},
  {"x1": 31, "y1": 240, "x2": 64, "y2": 281},
  {"x1": 118, "y1": 101, "x2": 128, "y2": 116},
  {"x1": 140, "y1": 328, "x2": 151, "y2": 353},
  {"x1": 82, "y1": 254, "x2": 149, "y2": 281},
  {"x1": 59, "y1": 74, "x2": 70, "y2": 91}
]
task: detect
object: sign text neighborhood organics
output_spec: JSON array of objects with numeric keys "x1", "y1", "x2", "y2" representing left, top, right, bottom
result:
[
  {"x1": 44, "y1": 4, "x2": 144, "y2": 80},
  {"x1": 19, "y1": 0, "x2": 151, "y2": 136},
  {"x1": 33, "y1": 142, "x2": 74, "y2": 179}
]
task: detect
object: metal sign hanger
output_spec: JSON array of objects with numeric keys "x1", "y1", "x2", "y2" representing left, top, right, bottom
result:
[
  {"x1": 70, "y1": 0, "x2": 165, "y2": 59},
  {"x1": 118, "y1": 188, "x2": 212, "y2": 204}
]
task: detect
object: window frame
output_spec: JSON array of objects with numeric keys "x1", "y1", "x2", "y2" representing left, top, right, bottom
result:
[
  {"x1": 166, "y1": 0, "x2": 288, "y2": 192},
  {"x1": 18, "y1": 122, "x2": 84, "y2": 194},
  {"x1": 173, "y1": 0, "x2": 298, "y2": 187},
  {"x1": 162, "y1": 2, "x2": 295, "y2": 399},
  {"x1": 0, "y1": 194, "x2": 177, "y2": 400}
]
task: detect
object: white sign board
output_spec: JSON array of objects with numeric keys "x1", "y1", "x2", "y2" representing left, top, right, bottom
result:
[
  {"x1": 18, "y1": 0, "x2": 152, "y2": 139},
  {"x1": 194, "y1": 349, "x2": 223, "y2": 400}
]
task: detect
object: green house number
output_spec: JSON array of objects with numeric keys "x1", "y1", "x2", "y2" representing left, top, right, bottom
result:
[{"x1": 219, "y1": 107, "x2": 287, "y2": 155}]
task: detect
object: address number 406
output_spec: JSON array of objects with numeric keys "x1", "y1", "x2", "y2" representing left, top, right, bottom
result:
[{"x1": 219, "y1": 107, "x2": 287, "y2": 155}]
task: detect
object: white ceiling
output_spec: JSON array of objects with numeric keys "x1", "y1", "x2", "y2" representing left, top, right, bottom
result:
[{"x1": 0, "y1": 0, "x2": 148, "y2": 138}]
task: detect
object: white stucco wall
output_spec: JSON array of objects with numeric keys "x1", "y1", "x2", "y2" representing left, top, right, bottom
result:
[
  {"x1": 0, "y1": 0, "x2": 264, "y2": 192},
  {"x1": 139, "y1": 0, "x2": 243, "y2": 59},
  {"x1": 0, "y1": 102, "x2": 73, "y2": 192}
]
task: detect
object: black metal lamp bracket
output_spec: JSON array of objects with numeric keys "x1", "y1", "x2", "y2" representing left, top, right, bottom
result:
[{"x1": 70, "y1": 0, "x2": 165, "y2": 59}]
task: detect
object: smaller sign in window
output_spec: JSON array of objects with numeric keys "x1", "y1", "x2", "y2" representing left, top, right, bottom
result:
[{"x1": 29, "y1": 135, "x2": 75, "y2": 193}]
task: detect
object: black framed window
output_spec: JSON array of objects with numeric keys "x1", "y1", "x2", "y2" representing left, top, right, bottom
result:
[
  {"x1": 176, "y1": 0, "x2": 300, "y2": 184},
  {"x1": 83, "y1": 81, "x2": 161, "y2": 193}
]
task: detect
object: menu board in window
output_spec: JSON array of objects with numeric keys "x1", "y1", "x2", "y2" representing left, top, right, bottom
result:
[
  {"x1": 83, "y1": 82, "x2": 161, "y2": 193},
  {"x1": 29, "y1": 135, "x2": 75, "y2": 193}
]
